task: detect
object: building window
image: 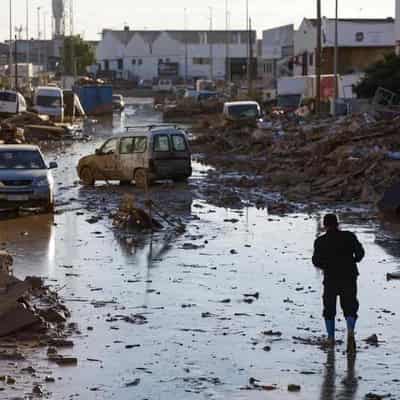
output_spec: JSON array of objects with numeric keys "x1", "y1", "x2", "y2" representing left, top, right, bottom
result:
[
  {"x1": 309, "y1": 53, "x2": 314, "y2": 66},
  {"x1": 104, "y1": 60, "x2": 109, "y2": 70},
  {"x1": 117, "y1": 58, "x2": 123, "y2": 70},
  {"x1": 138, "y1": 59, "x2": 143, "y2": 65},
  {"x1": 199, "y1": 32, "x2": 207, "y2": 44},
  {"x1": 193, "y1": 57, "x2": 211, "y2": 65},
  {"x1": 231, "y1": 32, "x2": 239, "y2": 44},
  {"x1": 264, "y1": 63, "x2": 273, "y2": 74},
  {"x1": 166, "y1": 58, "x2": 170, "y2": 63},
  {"x1": 158, "y1": 59, "x2": 163, "y2": 64},
  {"x1": 132, "y1": 59, "x2": 136, "y2": 65}
]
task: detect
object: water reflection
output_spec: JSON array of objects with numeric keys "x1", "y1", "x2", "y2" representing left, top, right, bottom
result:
[
  {"x1": 320, "y1": 351, "x2": 358, "y2": 400},
  {"x1": 0, "y1": 213, "x2": 55, "y2": 277}
]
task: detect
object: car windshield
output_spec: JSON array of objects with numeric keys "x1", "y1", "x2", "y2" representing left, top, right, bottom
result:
[
  {"x1": 37, "y1": 95, "x2": 61, "y2": 108},
  {"x1": 228, "y1": 104, "x2": 260, "y2": 119},
  {"x1": 0, "y1": 92, "x2": 17, "y2": 102},
  {"x1": 0, "y1": 150, "x2": 46, "y2": 170},
  {"x1": 277, "y1": 94, "x2": 302, "y2": 108}
]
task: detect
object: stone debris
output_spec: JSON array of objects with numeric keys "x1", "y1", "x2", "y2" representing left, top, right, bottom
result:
[
  {"x1": 191, "y1": 111, "x2": 400, "y2": 207},
  {"x1": 112, "y1": 195, "x2": 162, "y2": 231}
]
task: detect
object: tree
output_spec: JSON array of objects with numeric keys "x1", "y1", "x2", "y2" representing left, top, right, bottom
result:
[
  {"x1": 62, "y1": 35, "x2": 95, "y2": 76},
  {"x1": 354, "y1": 53, "x2": 400, "y2": 99}
]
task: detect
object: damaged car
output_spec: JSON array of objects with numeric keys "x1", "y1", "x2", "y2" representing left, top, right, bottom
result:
[{"x1": 77, "y1": 126, "x2": 192, "y2": 187}]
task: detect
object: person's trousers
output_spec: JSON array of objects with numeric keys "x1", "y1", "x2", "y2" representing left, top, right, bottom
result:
[{"x1": 323, "y1": 279, "x2": 359, "y2": 320}]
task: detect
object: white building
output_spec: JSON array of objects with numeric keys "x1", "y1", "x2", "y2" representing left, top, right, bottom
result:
[
  {"x1": 96, "y1": 27, "x2": 257, "y2": 82},
  {"x1": 396, "y1": 0, "x2": 400, "y2": 54},
  {"x1": 294, "y1": 17, "x2": 395, "y2": 76},
  {"x1": 260, "y1": 24, "x2": 294, "y2": 87}
]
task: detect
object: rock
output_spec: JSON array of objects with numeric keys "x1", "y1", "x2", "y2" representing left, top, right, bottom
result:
[
  {"x1": 288, "y1": 384, "x2": 301, "y2": 392},
  {"x1": 39, "y1": 308, "x2": 67, "y2": 323},
  {"x1": 364, "y1": 334, "x2": 379, "y2": 346},
  {"x1": 125, "y1": 378, "x2": 141, "y2": 387}
]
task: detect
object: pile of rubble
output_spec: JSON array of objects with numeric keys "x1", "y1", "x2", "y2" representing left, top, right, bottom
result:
[
  {"x1": 192, "y1": 111, "x2": 400, "y2": 206},
  {"x1": 112, "y1": 195, "x2": 162, "y2": 231},
  {"x1": 0, "y1": 251, "x2": 74, "y2": 345},
  {"x1": 0, "y1": 112, "x2": 68, "y2": 144}
]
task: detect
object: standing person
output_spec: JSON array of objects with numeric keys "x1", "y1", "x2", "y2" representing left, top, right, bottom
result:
[{"x1": 312, "y1": 214, "x2": 365, "y2": 353}]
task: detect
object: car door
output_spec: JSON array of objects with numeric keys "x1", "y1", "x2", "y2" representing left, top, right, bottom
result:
[
  {"x1": 97, "y1": 138, "x2": 120, "y2": 180},
  {"x1": 118, "y1": 136, "x2": 148, "y2": 180}
]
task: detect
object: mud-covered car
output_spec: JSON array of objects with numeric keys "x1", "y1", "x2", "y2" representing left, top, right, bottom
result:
[
  {"x1": 0, "y1": 145, "x2": 57, "y2": 212},
  {"x1": 77, "y1": 126, "x2": 192, "y2": 187}
]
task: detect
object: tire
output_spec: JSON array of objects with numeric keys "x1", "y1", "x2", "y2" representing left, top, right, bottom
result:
[
  {"x1": 134, "y1": 168, "x2": 149, "y2": 189},
  {"x1": 173, "y1": 176, "x2": 189, "y2": 183},
  {"x1": 80, "y1": 167, "x2": 95, "y2": 186},
  {"x1": 120, "y1": 180, "x2": 132, "y2": 186}
]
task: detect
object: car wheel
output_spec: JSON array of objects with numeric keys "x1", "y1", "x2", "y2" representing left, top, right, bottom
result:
[
  {"x1": 134, "y1": 169, "x2": 150, "y2": 189},
  {"x1": 80, "y1": 167, "x2": 95, "y2": 186},
  {"x1": 173, "y1": 176, "x2": 189, "y2": 183}
]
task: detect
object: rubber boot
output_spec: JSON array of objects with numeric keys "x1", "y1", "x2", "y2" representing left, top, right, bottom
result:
[
  {"x1": 346, "y1": 317, "x2": 357, "y2": 354},
  {"x1": 324, "y1": 319, "x2": 335, "y2": 348}
]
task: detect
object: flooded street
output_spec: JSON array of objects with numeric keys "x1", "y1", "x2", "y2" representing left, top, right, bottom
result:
[{"x1": 1, "y1": 99, "x2": 400, "y2": 400}]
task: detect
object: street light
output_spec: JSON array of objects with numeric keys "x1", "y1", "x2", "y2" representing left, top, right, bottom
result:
[{"x1": 9, "y1": 0, "x2": 13, "y2": 88}]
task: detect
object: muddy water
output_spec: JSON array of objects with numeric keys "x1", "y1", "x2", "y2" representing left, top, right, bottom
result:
[{"x1": 1, "y1": 99, "x2": 400, "y2": 400}]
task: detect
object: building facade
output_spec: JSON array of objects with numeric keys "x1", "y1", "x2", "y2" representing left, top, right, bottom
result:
[
  {"x1": 96, "y1": 28, "x2": 257, "y2": 82},
  {"x1": 260, "y1": 24, "x2": 294, "y2": 88},
  {"x1": 294, "y1": 18, "x2": 395, "y2": 76}
]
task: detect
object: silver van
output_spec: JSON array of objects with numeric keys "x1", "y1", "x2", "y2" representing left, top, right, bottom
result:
[{"x1": 77, "y1": 126, "x2": 192, "y2": 187}]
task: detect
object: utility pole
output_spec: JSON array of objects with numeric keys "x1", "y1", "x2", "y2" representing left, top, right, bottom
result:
[
  {"x1": 9, "y1": 0, "x2": 13, "y2": 89},
  {"x1": 248, "y1": 17, "x2": 253, "y2": 96},
  {"x1": 26, "y1": 0, "x2": 30, "y2": 64},
  {"x1": 209, "y1": 7, "x2": 213, "y2": 81},
  {"x1": 316, "y1": 0, "x2": 322, "y2": 117},
  {"x1": 184, "y1": 8, "x2": 188, "y2": 84},
  {"x1": 37, "y1": 6, "x2": 41, "y2": 68},
  {"x1": 14, "y1": 35, "x2": 18, "y2": 91},
  {"x1": 225, "y1": 0, "x2": 230, "y2": 83},
  {"x1": 333, "y1": 0, "x2": 339, "y2": 116}
]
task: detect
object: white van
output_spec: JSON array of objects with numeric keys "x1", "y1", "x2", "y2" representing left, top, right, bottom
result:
[
  {"x1": 33, "y1": 86, "x2": 64, "y2": 122},
  {"x1": 0, "y1": 90, "x2": 27, "y2": 117}
]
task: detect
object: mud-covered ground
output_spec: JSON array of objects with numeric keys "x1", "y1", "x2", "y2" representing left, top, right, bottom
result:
[{"x1": 1, "y1": 99, "x2": 400, "y2": 400}]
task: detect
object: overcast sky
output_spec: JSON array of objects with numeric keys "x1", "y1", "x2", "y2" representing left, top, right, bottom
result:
[{"x1": 0, "y1": 0, "x2": 396, "y2": 42}]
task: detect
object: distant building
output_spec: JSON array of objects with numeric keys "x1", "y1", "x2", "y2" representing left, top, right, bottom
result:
[
  {"x1": 260, "y1": 24, "x2": 294, "y2": 88},
  {"x1": 0, "y1": 43, "x2": 9, "y2": 66},
  {"x1": 294, "y1": 17, "x2": 395, "y2": 76},
  {"x1": 96, "y1": 27, "x2": 257, "y2": 82}
]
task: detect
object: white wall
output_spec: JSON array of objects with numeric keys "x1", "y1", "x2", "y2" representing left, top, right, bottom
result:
[
  {"x1": 323, "y1": 18, "x2": 395, "y2": 48},
  {"x1": 96, "y1": 30, "x2": 253, "y2": 81}
]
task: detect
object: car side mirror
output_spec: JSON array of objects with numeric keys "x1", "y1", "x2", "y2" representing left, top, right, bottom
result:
[{"x1": 49, "y1": 161, "x2": 58, "y2": 169}]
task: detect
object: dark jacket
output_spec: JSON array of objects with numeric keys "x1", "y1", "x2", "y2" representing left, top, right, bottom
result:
[{"x1": 312, "y1": 229, "x2": 365, "y2": 281}]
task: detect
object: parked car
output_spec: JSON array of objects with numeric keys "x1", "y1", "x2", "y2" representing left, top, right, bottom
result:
[
  {"x1": 223, "y1": 101, "x2": 262, "y2": 122},
  {"x1": 153, "y1": 79, "x2": 173, "y2": 93},
  {"x1": 0, "y1": 90, "x2": 27, "y2": 117},
  {"x1": 33, "y1": 86, "x2": 64, "y2": 122},
  {"x1": 0, "y1": 145, "x2": 57, "y2": 212},
  {"x1": 77, "y1": 126, "x2": 192, "y2": 187},
  {"x1": 112, "y1": 94, "x2": 125, "y2": 111},
  {"x1": 138, "y1": 79, "x2": 153, "y2": 89}
]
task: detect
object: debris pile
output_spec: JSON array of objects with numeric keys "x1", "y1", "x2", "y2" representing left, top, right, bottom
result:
[
  {"x1": 192, "y1": 111, "x2": 400, "y2": 205},
  {"x1": 0, "y1": 112, "x2": 70, "y2": 144},
  {"x1": 112, "y1": 195, "x2": 162, "y2": 230},
  {"x1": 0, "y1": 250, "x2": 72, "y2": 339}
]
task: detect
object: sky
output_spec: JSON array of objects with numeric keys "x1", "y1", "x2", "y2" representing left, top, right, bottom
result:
[{"x1": 0, "y1": 0, "x2": 396, "y2": 42}]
